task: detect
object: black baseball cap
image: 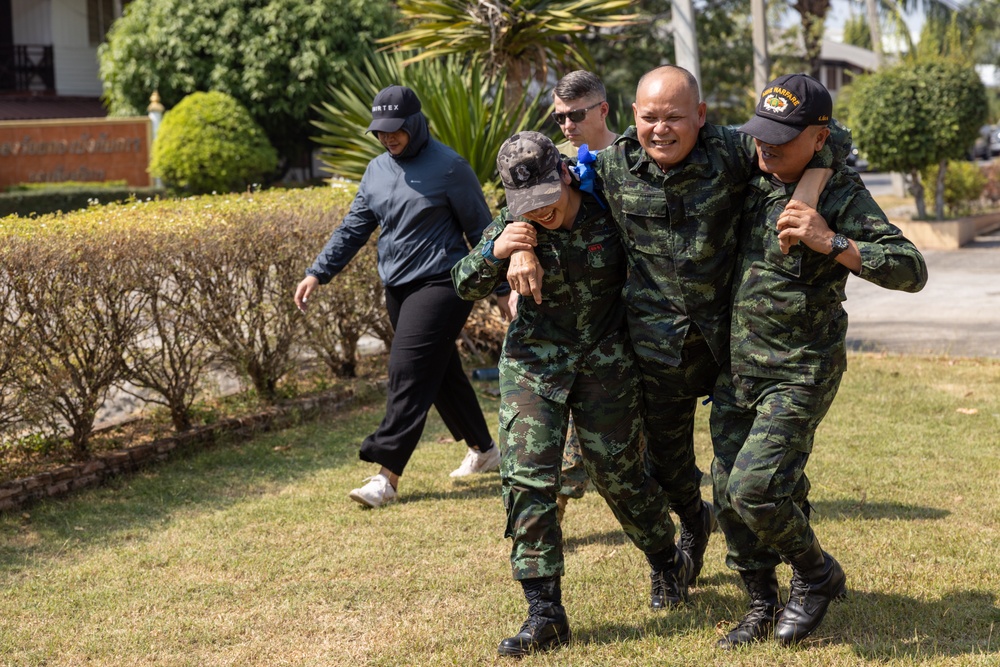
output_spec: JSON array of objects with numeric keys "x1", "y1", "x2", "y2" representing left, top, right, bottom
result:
[
  {"x1": 496, "y1": 131, "x2": 563, "y2": 217},
  {"x1": 740, "y1": 73, "x2": 832, "y2": 145},
  {"x1": 366, "y1": 85, "x2": 422, "y2": 133}
]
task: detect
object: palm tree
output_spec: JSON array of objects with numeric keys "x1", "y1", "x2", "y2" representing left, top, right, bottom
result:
[
  {"x1": 311, "y1": 50, "x2": 550, "y2": 188},
  {"x1": 380, "y1": 0, "x2": 639, "y2": 97},
  {"x1": 787, "y1": 0, "x2": 964, "y2": 77}
]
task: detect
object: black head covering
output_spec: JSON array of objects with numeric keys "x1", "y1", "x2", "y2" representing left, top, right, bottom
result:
[{"x1": 389, "y1": 111, "x2": 430, "y2": 160}]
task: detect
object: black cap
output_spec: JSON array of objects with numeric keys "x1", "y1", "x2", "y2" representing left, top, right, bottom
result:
[
  {"x1": 366, "y1": 85, "x2": 422, "y2": 134},
  {"x1": 740, "y1": 73, "x2": 832, "y2": 145},
  {"x1": 496, "y1": 131, "x2": 563, "y2": 217}
]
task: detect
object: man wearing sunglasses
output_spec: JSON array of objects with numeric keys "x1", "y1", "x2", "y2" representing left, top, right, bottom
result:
[{"x1": 551, "y1": 70, "x2": 619, "y2": 156}]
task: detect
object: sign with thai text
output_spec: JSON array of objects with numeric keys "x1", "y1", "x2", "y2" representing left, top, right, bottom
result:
[{"x1": 0, "y1": 117, "x2": 152, "y2": 188}]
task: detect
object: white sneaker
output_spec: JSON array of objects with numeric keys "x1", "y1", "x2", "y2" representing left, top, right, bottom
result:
[
  {"x1": 348, "y1": 474, "x2": 398, "y2": 508},
  {"x1": 449, "y1": 443, "x2": 501, "y2": 478}
]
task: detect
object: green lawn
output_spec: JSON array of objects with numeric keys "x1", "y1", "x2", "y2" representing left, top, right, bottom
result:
[{"x1": 1, "y1": 353, "x2": 998, "y2": 666}]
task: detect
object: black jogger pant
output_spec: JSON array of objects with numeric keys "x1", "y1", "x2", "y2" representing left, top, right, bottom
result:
[{"x1": 359, "y1": 272, "x2": 492, "y2": 476}]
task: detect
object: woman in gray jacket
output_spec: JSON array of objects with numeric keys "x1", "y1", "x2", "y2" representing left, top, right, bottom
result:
[{"x1": 294, "y1": 85, "x2": 502, "y2": 508}]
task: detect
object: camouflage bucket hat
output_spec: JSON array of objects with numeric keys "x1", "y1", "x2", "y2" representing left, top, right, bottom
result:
[{"x1": 497, "y1": 131, "x2": 562, "y2": 217}]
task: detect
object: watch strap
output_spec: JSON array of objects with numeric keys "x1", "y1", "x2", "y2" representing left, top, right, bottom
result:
[{"x1": 828, "y1": 233, "x2": 849, "y2": 259}]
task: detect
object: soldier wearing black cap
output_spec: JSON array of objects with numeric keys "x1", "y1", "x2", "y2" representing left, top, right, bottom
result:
[
  {"x1": 294, "y1": 85, "x2": 504, "y2": 508},
  {"x1": 711, "y1": 73, "x2": 928, "y2": 648},
  {"x1": 453, "y1": 131, "x2": 693, "y2": 657}
]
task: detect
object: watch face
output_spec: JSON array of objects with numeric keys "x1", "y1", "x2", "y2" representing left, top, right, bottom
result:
[{"x1": 834, "y1": 235, "x2": 849, "y2": 250}]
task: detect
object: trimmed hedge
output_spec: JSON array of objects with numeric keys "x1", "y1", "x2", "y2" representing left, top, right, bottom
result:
[
  {"x1": 0, "y1": 186, "x2": 506, "y2": 470},
  {"x1": 0, "y1": 186, "x2": 165, "y2": 218}
]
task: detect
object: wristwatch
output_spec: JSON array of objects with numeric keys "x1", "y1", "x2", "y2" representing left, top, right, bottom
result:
[
  {"x1": 481, "y1": 238, "x2": 500, "y2": 266},
  {"x1": 828, "y1": 233, "x2": 850, "y2": 259}
]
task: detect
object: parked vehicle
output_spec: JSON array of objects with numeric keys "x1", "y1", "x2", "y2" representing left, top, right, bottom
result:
[
  {"x1": 970, "y1": 125, "x2": 995, "y2": 160},
  {"x1": 989, "y1": 126, "x2": 1000, "y2": 157},
  {"x1": 846, "y1": 145, "x2": 869, "y2": 172}
]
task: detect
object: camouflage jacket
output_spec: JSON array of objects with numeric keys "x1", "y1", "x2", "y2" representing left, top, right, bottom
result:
[
  {"x1": 730, "y1": 168, "x2": 928, "y2": 382},
  {"x1": 451, "y1": 195, "x2": 635, "y2": 403},
  {"x1": 596, "y1": 123, "x2": 841, "y2": 369}
]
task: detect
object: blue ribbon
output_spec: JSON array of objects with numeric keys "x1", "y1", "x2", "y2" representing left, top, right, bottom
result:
[{"x1": 571, "y1": 144, "x2": 606, "y2": 209}]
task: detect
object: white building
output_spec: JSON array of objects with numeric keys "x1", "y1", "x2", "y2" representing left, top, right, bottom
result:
[{"x1": 1, "y1": 0, "x2": 132, "y2": 118}]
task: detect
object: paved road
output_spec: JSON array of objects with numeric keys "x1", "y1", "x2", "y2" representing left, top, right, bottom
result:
[
  {"x1": 859, "y1": 171, "x2": 895, "y2": 197},
  {"x1": 844, "y1": 229, "x2": 1000, "y2": 358}
]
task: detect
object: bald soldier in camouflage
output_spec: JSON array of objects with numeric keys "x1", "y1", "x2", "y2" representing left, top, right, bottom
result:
[
  {"x1": 711, "y1": 74, "x2": 927, "y2": 649},
  {"x1": 453, "y1": 132, "x2": 691, "y2": 657},
  {"x1": 508, "y1": 65, "x2": 844, "y2": 608}
]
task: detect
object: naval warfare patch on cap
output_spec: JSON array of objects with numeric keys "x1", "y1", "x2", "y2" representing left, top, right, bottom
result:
[{"x1": 740, "y1": 73, "x2": 832, "y2": 145}]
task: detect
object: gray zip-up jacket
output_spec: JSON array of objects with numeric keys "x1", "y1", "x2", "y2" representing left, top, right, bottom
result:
[{"x1": 307, "y1": 113, "x2": 493, "y2": 287}]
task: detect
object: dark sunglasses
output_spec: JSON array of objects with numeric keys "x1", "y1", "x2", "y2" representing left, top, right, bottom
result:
[{"x1": 550, "y1": 101, "x2": 603, "y2": 126}]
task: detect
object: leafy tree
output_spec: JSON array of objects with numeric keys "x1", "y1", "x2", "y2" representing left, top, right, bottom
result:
[
  {"x1": 848, "y1": 59, "x2": 988, "y2": 219},
  {"x1": 959, "y1": 0, "x2": 1000, "y2": 68},
  {"x1": 150, "y1": 91, "x2": 278, "y2": 195},
  {"x1": 584, "y1": 0, "x2": 755, "y2": 128},
  {"x1": 98, "y1": 0, "x2": 398, "y2": 174},
  {"x1": 694, "y1": 0, "x2": 756, "y2": 126},
  {"x1": 842, "y1": 12, "x2": 872, "y2": 49},
  {"x1": 383, "y1": 0, "x2": 638, "y2": 96},
  {"x1": 312, "y1": 51, "x2": 549, "y2": 189},
  {"x1": 788, "y1": 0, "x2": 833, "y2": 77}
]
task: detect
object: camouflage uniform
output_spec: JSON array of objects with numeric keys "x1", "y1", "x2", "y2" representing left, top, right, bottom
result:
[
  {"x1": 596, "y1": 126, "x2": 769, "y2": 512},
  {"x1": 710, "y1": 167, "x2": 927, "y2": 571},
  {"x1": 558, "y1": 414, "x2": 589, "y2": 500},
  {"x1": 452, "y1": 196, "x2": 678, "y2": 580},
  {"x1": 554, "y1": 138, "x2": 622, "y2": 503},
  {"x1": 595, "y1": 124, "x2": 845, "y2": 517}
]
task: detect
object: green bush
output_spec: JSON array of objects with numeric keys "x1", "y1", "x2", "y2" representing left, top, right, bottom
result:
[
  {"x1": 848, "y1": 59, "x2": 988, "y2": 219},
  {"x1": 150, "y1": 91, "x2": 278, "y2": 194},
  {"x1": 0, "y1": 186, "x2": 164, "y2": 218},
  {"x1": 0, "y1": 188, "x2": 355, "y2": 463},
  {"x1": 921, "y1": 160, "x2": 987, "y2": 217},
  {"x1": 982, "y1": 162, "x2": 1000, "y2": 207},
  {"x1": 99, "y1": 0, "x2": 399, "y2": 167}
]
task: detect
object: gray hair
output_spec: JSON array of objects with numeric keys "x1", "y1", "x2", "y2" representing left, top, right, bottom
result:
[{"x1": 553, "y1": 70, "x2": 607, "y2": 102}]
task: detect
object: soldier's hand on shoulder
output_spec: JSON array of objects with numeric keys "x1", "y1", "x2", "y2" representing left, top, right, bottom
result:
[{"x1": 776, "y1": 200, "x2": 833, "y2": 255}]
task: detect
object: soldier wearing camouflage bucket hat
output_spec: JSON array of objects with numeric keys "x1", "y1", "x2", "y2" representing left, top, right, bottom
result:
[
  {"x1": 453, "y1": 131, "x2": 691, "y2": 658},
  {"x1": 710, "y1": 73, "x2": 927, "y2": 649},
  {"x1": 507, "y1": 65, "x2": 851, "y2": 615}
]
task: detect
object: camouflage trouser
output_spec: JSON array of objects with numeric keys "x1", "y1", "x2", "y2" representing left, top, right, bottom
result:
[
  {"x1": 498, "y1": 368, "x2": 676, "y2": 580},
  {"x1": 709, "y1": 370, "x2": 842, "y2": 571},
  {"x1": 559, "y1": 413, "x2": 590, "y2": 499},
  {"x1": 635, "y1": 328, "x2": 715, "y2": 514}
]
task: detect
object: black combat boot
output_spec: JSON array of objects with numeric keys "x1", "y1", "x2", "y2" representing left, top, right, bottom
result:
[
  {"x1": 676, "y1": 498, "x2": 717, "y2": 585},
  {"x1": 647, "y1": 546, "x2": 694, "y2": 609},
  {"x1": 774, "y1": 538, "x2": 847, "y2": 645},
  {"x1": 716, "y1": 569, "x2": 781, "y2": 650},
  {"x1": 497, "y1": 576, "x2": 572, "y2": 657}
]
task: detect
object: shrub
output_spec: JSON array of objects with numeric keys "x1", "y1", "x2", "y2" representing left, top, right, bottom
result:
[
  {"x1": 982, "y1": 162, "x2": 1000, "y2": 208},
  {"x1": 0, "y1": 186, "x2": 164, "y2": 218},
  {"x1": 0, "y1": 188, "x2": 354, "y2": 462},
  {"x1": 150, "y1": 91, "x2": 278, "y2": 194},
  {"x1": 99, "y1": 0, "x2": 399, "y2": 169},
  {"x1": 921, "y1": 160, "x2": 987, "y2": 217},
  {"x1": 0, "y1": 215, "x2": 149, "y2": 460},
  {"x1": 848, "y1": 59, "x2": 988, "y2": 219}
]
